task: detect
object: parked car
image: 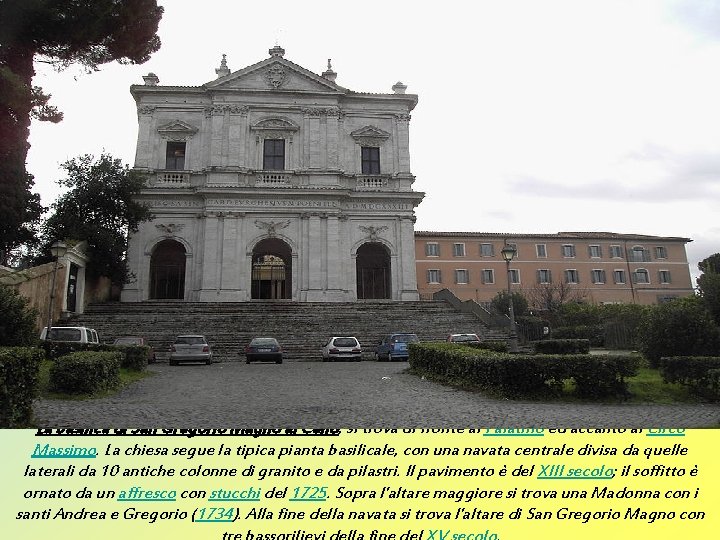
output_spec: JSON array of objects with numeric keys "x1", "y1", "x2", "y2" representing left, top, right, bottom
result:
[
  {"x1": 447, "y1": 333, "x2": 481, "y2": 345},
  {"x1": 169, "y1": 335, "x2": 212, "y2": 365},
  {"x1": 113, "y1": 336, "x2": 156, "y2": 363},
  {"x1": 321, "y1": 336, "x2": 362, "y2": 361},
  {"x1": 40, "y1": 326, "x2": 99, "y2": 344},
  {"x1": 244, "y1": 337, "x2": 283, "y2": 364},
  {"x1": 375, "y1": 333, "x2": 419, "y2": 361}
]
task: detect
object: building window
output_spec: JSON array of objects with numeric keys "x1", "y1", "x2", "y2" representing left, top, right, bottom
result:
[
  {"x1": 509, "y1": 269, "x2": 520, "y2": 284},
  {"x1": 455, "y1": 269, "x2": 469, "y2": 284},
  {"x1": 427, "y1": 269, "x2": 441, "y2": 284},
  {"x1": 361, "y1": 146, "x2": 380, "y2": 174},
  {"x1": 263, "y1": 139, "x2": 285, "y2": 170},
  {"x1": 655, "y1": 246, "x2": 668, "y2": 259},
  {"x1": 610, "y1": 245, "x2": 623, "y2": 258},
  {"x1": 591, "y1": 269, "x2": 606, "y2": 284},
  {"x1": 166, "y1": 141, "x2": 186, "y2": 170},
  {"x1": 589, "y1": 245, "x2": 602, "y2": 258},
  {"x1": 565, "y1": 269, "x2": 579, "y2": 284},
  {"x1": 633, "y1": 269, "x2": 650, "y2": 284},
  {"x1": 425, "y1": 243, "x2": 439, "y2": 257},
  {"x1": 480, "y1": 243, "x2": 494, "y2": 257},
  {"x1": 453, "y1": 243, "x2": 465, "y2": 257},
  {"x1": 631, "y1": 246, "x2": 650, "y2": 262},
  {"x1": 613, "y1": 270, "x2": 626, "y2": 284},
  {"x1": 562, "y1": 244, "x2": 576, "y2": 258},
  {"x1": 537, "y1": 269, "x2": 552, "y2": 284},
  {"x1": 659, "y1": 270, "x2": 672, "y2": 284},
  {"x1": 536, "y1": 244, "x2": 547, "y2": 258},
  {"x1": 482, "y1": 269, "x2": 494, "y2": 284}
]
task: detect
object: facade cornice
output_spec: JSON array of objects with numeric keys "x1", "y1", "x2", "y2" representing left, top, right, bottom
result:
[{"x1": 414, "y1": 231, "x2": 692, "y2": 243}]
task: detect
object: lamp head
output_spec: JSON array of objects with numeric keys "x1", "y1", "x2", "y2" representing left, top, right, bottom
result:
[
  {"x1": 501, "y1": 244, "x2": 517, "y2": 262},
  {"x1": 50, "y1": 240, "x2": 68, "y2": 258}
]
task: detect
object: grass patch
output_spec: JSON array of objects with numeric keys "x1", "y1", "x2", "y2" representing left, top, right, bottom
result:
[{"x1": 37, "y1": 359, "x2": 153, "y2": 400}]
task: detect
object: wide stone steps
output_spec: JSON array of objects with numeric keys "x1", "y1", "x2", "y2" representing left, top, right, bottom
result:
[{"x1": 61, "y1": 301, "x2": 509, "y2": 361}]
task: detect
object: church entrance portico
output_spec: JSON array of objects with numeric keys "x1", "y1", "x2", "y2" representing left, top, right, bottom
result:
[
  {"x1": 149, "y1": 239, "x2": 186, "y2": 300},
  {"x1": 251, "y1": 238, "x2": 292, "y2": 300},
  {"x1": 356, "y1": 242, "x2": 391, "y2": 300}
]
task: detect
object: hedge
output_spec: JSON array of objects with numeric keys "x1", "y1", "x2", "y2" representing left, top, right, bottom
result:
[
  {"x1": 0, "y1": 347, "x2": 43, "y2": 427},
  {"x1": 409, "y1": 343, "x2": 639, "y2": 399},
  {"x1": 551, "y1": 325, "x2": 604, "y2": 347},
  {"x1": 658, "y1": 356, "x2": 720, "y2": 401},
  {"x1": 41, "y1": 342, "x2": 148, "y2": 371},
  {"x1": 49, "y1": 351, "x2": 122, "y2": 395},
  {"x1": 534, "y1": 339, "x2": 591, "y2": 355}
]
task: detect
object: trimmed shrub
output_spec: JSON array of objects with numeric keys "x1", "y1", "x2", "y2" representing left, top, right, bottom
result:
[
  {"x1": 40, "y1": 341, "x2": 109, "y2": 361},
  {"x1": 49, "y1": 351, "x2": 121, "y2": 394},
  {"x1": 465, "y1": 340, "x2": 509, "y2": 353},
  {"x1": 569, "y1": 354, "x2": 641, "y2": 398},
  {"x1": 551, "y1": 325, "x2": 604, "y2": 347},
  {"x1": 0, "y1": 347, "x2": 43, "y2": 427},
  {"x1": 114, "y1": 345, "x2": 150, "y2": 371},
  {"x1": 534, "y1": 339, "x2": 591, "y2": 355},
  {"x1": 0, "y1": 285, "x2": 38, "y2": 346},
  {"x1": 638, "y1": 297, "x2": 720, "y2": 366},
  {"x1": 658, "y1": 356, "x2": 720, "y2": 400}
]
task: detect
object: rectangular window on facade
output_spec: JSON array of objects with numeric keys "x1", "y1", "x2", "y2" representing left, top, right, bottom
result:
[
  {"x1": 562, "y1": 244, "x2": 576, "y2": 257},
  {"x1": 263, "y1": 139, "x2": 285, "y2": 170},
  {"x1": 537, "y1": 269, "x2": 552, "y2": 284},
  {"x1": 509, "y1": 269, "x2": 520, "y2": 284},
  {"x1": 655, "y1": 246, "x2": 668, "y2": 259},
  {"x1": 633, "y1": 269, "x2": 650, "y2": 284},
  {"x1": 453, "y1": 243, "x2": 466, "y2": 257},
  {"x1": 631, "y1": 246, "x2": 650, "y2": 262},
  {"x1": 589, "y1": 245, "x2": 602, "y2": 258},
  {"x1": 455, "y1": 269, "x2": 469, "y2": 284},
  {"x1": 536, "y1": 244, "x2": 547, "y2": 258},
  {"x1": 482, "y1": 269, "x2": 494, "y2": 284},
  {"x1": 613, "y1": 270, "x2": 626, "y2": 284},
  {"x1": 565, "y1": 269, "x2": 579, "y2": 284},
  {"x1": 480, "y1": 243, "x2": 494, "y2": 257},
  {"x1": 166, "y1": 141, "x2": 186, "y2": 170},
  {"x1": 427, "y1": 269, "x2": 441, "y2": 284},
  {"x1": 591, "y1": 269, "x2": 606, "y2": 284},
  {"x1": 425, "y1": 243, "x2": 439, "y2": 257},
  {"x1": 659, "y1": 270, "x2": 672, "y2": 284},
  {"x1": 610, "y1": 245, "x2": 623, "y2": 258},
  {"x1": 361, "y1": 146, "x2": 380, "y2": 174}
]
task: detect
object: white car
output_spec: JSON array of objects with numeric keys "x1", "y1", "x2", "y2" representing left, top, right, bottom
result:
[
  {"x1": 321, "y1": 336, "x2": 362, "y2": 362},
  {"x1": 40, "y1": 326, "x2": 99, "y2": 344},
  {"x1": 447, "y1": 333, "x2": 481, "y2": 344}
]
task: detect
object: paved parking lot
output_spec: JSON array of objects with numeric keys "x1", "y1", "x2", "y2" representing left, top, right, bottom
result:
[{"x1": 33, "y1": 361, "x2": 720, "y2": 428}]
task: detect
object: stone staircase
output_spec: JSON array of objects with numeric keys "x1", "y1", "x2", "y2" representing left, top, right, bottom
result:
[{"x1": 61, "y1": 301, "x2": 509, "y2": 361}]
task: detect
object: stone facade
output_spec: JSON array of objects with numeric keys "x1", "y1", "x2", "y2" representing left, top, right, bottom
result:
[{"x1": 122, "y1": 47, "x2": 423, "y2": 302}]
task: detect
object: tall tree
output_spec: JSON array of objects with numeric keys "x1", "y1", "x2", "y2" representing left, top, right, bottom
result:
[
  {"x1": 41, "y1": 154, "x2": 152, "y2": 284},
  {"x1": 0, "y1": 0, "x2": 163, "y2": 265},
  {"x1": 697, "y1": 253, "x2": 720, "y2": 325}
]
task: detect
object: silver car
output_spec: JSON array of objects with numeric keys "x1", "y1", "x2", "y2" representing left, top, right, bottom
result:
[
  {"x1": 321, "y1": 336, "x2": 362, "y2": 362},
  {"x1": 169, "y1": 335, "x2": 213, "y2": 365}
]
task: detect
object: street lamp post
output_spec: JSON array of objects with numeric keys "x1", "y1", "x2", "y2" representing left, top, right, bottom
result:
[
  {"x1": 45, "y1": 240, "x2": 68, "y2": 339},
  {"x1": 500, "y1": 244, "x2": 520, "y2": 353}
]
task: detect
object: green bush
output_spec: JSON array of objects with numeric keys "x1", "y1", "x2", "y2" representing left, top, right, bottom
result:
[
  {"x1": 40, "y1": 341, "x2": 108, "y2": 360},
  {"x1": 0, "y1": 285, "x2": 38, "y2": 346},
  {"x1": 658, "y1": 356, "x2": 720, "y2": 400},
  {"x1": 551, "y1": 325, "x2": 604, "y2": 346},
  {"x1": 638, "y1": 297, "x2": 720, "y2": 366},
  {"x1": 409, "y1": 343, "x2": 637, "y2": 399},
  {"x1": 49, "y1": 351, "x2": 121, "y2": 394},
  {"x1": 534, "y1": 339, "x2": 591, "y2": 355},
  {"x1": 0, "y1": 347, "x2": 43, "y2": 427},
  {"x1": 114, "y1": 345, "x2": 149, "y2": 371},
  {"x1": 465, "y1": 340, "x2": 509, "y2": 353}
]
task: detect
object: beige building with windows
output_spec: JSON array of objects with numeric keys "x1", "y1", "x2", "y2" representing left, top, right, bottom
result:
[
  {"x1": 121, "y1": 47, "x2": 423, "y2": 302},
  {"x1": 415, "y1": 231, "x2": 694, "y2": 306}
]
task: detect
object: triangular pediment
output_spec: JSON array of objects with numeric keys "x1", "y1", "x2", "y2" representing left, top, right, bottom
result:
[
  {"x1": 351, "y1": 126, "x2": 391, "y2": 139},
  {"x1": 157, "y1": 120, "x2": 198, "y2": 138},
  {"x1": 250, "y1": 117, "x2": 300, "y2": 131},
  {"x1": 206, "y1": 56, "x2": 346, "y2": 93}
]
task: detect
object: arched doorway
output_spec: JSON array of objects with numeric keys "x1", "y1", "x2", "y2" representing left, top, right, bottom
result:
[
  {"x1": 150, "y1": 239, "x2": 186, "y2": 299},
  {"x1": 251, "y1": 238, "x2": 292, "y2": 299},
  {"x1": 356, "y1": 242, "x2": 391, "y2": 299}
]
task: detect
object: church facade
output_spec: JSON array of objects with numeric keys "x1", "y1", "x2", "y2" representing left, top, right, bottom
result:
[{"x1": 122, "y1": 47, "x2": 423, "y2": 303}]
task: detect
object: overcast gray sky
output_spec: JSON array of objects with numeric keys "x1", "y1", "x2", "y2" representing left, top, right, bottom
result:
[{"x1": 27, "y1": 0, "x2": 719, "y2": 282}]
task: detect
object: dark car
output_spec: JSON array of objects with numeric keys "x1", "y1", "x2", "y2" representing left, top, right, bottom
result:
[
  {"x1": 375, "y1": 333, "x2": 419, "y2": 361},
  {"x1": 169, "y1": 335, "x2": 213, "y2": 365},
  {"x1": 244, "y1": 337, "x2": 283, "y2": 364},
  {"x1": 113, "y1": 336, "x2": 156, "y2": 363}
]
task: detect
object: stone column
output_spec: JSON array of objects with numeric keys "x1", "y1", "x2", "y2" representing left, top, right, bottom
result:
[
  {"x1": 398, "y1": 216, "x2": 419, "y2": 300},
  {"x1": 134, "y1": 106, "x2": 155, "y2": 169},
  {"x1": 198, "y1": 212, "x2": 220, "y2": 300},
  {"x1": 395, "y1": 114, "x2": 411, "y2": 173},
  {"x1": 209, "y1": 106, "x2": 225, "y2": 168},
  {"x1": 326, "y1": 109, "x2": 340, "y2": 170},
  {"x1": 307, "y1": 213, "x2": 323, "y2": 297}
]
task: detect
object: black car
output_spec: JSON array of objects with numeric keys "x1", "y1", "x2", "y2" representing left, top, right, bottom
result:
[{"x1": 244, "y1": 337, "x2": 283, "y2": 364}]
